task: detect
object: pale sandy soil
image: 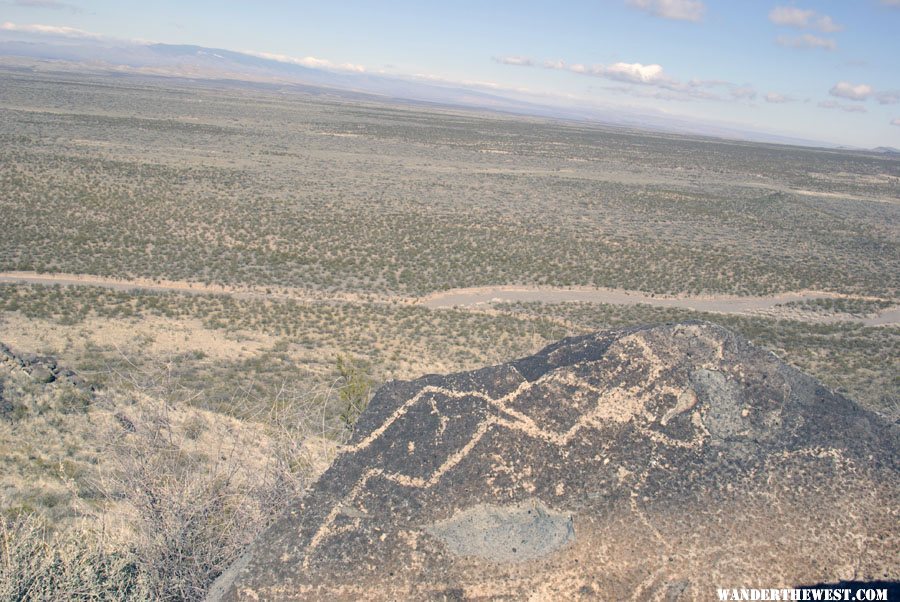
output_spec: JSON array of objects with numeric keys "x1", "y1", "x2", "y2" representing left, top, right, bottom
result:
[
  {"x1": 790, "y1": 188, "x2": 898, "y2": 204},
  {"x1": 0, "y1": 313, "x2": 273, "y2": 362},
  {"x1": 418, "y1": 285, "x2": 898, "y2": 326},
  {"x1": 0, "y1": 311, "x2": 443, "y2": 385},
  {"x1": 1, "y1": 271, "x2": 896, "y2": 326}
]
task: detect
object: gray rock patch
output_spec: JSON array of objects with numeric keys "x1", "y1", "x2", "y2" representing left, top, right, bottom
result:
[
  {"x1": 692, "y1": 368, "x2": 745, "y2": 440},
  {"x1": 426, "y1": 499, "x2": 574, "y2": 563}
]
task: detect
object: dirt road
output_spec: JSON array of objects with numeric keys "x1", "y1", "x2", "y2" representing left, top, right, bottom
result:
[{"x1": 1, "y1": 271, "x2": 896, "y2": 326}]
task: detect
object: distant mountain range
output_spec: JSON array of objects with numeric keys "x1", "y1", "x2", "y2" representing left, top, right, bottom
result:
[
  {"x1": 0, "y1": 34, "x2": 876, "y2": 150},
  {"x1": 0, "y1": 39, "x2": 536, "y2": 109}
]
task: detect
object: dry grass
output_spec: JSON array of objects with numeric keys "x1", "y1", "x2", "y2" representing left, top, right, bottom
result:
[
  {"x1": 1, "y1": 514, "x2": 145, "y2": 601},
  {"x1": 0, "y1": 353, "x2": 341, "y2": 600}
]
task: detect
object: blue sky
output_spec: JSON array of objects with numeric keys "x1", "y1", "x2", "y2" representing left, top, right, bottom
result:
[{"x1": 2, "y1": 0, "x2": 899, "y2": 147}]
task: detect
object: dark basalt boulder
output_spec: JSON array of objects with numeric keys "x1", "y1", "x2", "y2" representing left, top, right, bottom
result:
[
  {"x1": 209, "y1": 322, "x2": 899, "y2": 601},
  {"x1": 0, "y1": 341, "x2": 90, "y2": 390}
]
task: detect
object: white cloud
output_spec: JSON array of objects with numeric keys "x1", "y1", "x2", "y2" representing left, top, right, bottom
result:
[
  {"x1": 497, "y1": 53, "x2": 758, "y2": 103},
  {"x1": 769, "y1": 6, "x2": 814, "y2": 27},
  {"x1": 825, "y1": 83, "x2": 898, "y2": 105},
  {"x1": 812, "y1": 15, "x2": 842, "y2": 33},
  {"x1": 768, "y1": 6, "x2": 842, "y2": 32},
  {"x1": 891, "y1": 118, "x2": 900, "y2": 126},
  {"x1": 542, "y1": 60, "x2": 669, "y2": 85},
  {"x1": 626, "y1": 0, "x2": 705, "y2": 22},
  {"x1": 245, "y1": 51, "x2": 366, "y2": 73},
  {"x1": 0, "y1": 20, "x2": 99, "y2": 38},
  {"x1": 730, "y1": 85, "x2": 756, "y2": 100},
  {"x1": 0, "y1": 19, "x2": 156, "y2": 43},
  {"x1": 829, "y1": 81, "x2": 873, "y2": 101},
  {"x1": 493, "y1": 56, "x2": 533, "y2": 67},
  {"x1": 876, "y1": 91, "x2": 900, "y2": 105},
  {"x1": 776, "y1": 34, "x2": 836, "y2": 50},
  {"x1": 602, "y1": 62, "x2": 666, "y2": 84},
  {"x1": 764, "y1": 92, "x2": 794, "y2": 103},
  {"x1": 541, "y1": 60, "x2": 665, "y2": 84},
  {"x1": 687, "y1": 78, "x2": 730, "y2": 88},
  {"x1": 818, "y1": 100, "x2": 867, "y2": 113},
  {"x1": 540, "y1": 59, "x2": 683, "y2": 91}
]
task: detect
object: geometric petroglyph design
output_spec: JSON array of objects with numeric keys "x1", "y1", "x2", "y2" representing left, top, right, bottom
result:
[
  {"x1": 303, "y1": 329, "x2": 712, "y2": 561},
  {"x1": 208, "y1": 322, "x2": 900, "y2": 602}
]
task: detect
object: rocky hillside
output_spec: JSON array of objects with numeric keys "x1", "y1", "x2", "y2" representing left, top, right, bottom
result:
[{"x1": 210, "y1": 322, "x2": 898, "y2": 601}]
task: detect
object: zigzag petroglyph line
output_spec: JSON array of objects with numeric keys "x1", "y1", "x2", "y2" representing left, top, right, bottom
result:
[
  {"x1": 304, "y1": 332, "x2": 711, "y2": 559},
  {"x1": 630, "y1": 566, "x2": 670, "y2": 602},
  {"x1": 347, "y1": 332, "x2": 666, "y2": 454},
  {"x1": 305, "y1": 467, "x2": 387, "y2": 562}
]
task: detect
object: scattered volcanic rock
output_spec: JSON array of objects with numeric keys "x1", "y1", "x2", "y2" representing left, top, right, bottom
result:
[
  {"x1": 209, "y1": 322, "x2": 899, "y2": 601},
  {"x1": 0, "y1": 341, "x2": 93, "y2": 419},
  {"x1": 0, "y1": 341, "x2": 89, "y2": 390}
]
